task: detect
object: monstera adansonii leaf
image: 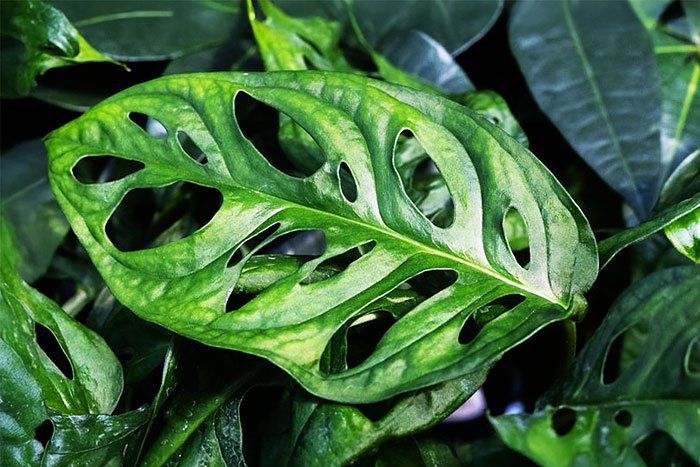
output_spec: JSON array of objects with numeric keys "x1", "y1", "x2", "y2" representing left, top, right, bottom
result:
[
  {"x1": 0, "y1": 215, "x2": 147, "y2": 466},
  {"x1": 46, "y1": 71, "x2": 597, "y2": 403},
  {"x1": 490, "y1": 265, "x2": 700, "y2": 466}
]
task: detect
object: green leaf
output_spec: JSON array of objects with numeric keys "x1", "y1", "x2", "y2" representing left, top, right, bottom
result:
[
  {"x1": 374, "y1": 436, "x2": 460, "y2": 467},
  {"x1": 347, "y1": 0, "x2": 503, "y2": 57},
  {"x1": 0, "y1": 214, "x2": 148, "y2": 465},
  {"x1": 509, "y1": 0, "x2": 663, "y2": 217},
  {"x1": 597, "y1": 191, "x2": 700, "y2": 269},
  {"x1": 140, "y1": 366, "x2": 260, "y2": 467},
  {"x1": 0, "y1": 139, "x2": 70, "y2": 282},
  {"x1": 453, "y1": 91, "x2": 528, "y2": 148},
  {"x1": 46, "y1": 71, "x2": 597, "y2": 402},
  {"x1": 628, "y1": 0, "x2": 673, "y2": 30},
  {"x1": 490, "y1": 265, "x2": 700, "y2": 466},
  {"x1": 372, "y1": 29, "x2": 474, "y2": 95},
  {"x1": 248, "y1": 0, "x2": 352, "y2": 72},
  {"x1": 664, "y1": 207, "x2": 700, "y2": 262},
  {"x1": 0, "y1": 0, "x2": 123, "y2": 98},
  {"x1": 651, "y1": 31, "x2": 700, "y2": 174},
  {"x1": 42, "y1": 407, "x2": 149, "y2": 466},
  {"x1": 264, "y1": 371, "x2": 487, "y2": 467},
  {"x1": 53, "y1": 0, "x2": 243, "y2": 62}
]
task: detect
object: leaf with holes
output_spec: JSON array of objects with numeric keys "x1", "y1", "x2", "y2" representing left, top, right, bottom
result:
[
  {"x1": 490, "y1": 265, "x2": 700, "y2": 467},
  {"x1": 0, "y1": 214, "x2": 147, "y2": 465},
  {"x1": 509, "y1": 0, "x2": 664, "y2": 218},
  {"x1": 46, "y1": 71, "x2": 597, "y2": 402}
]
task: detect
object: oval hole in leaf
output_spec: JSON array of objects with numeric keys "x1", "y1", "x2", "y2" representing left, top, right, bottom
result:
[
  {"x1": 176, "y1": 131, "x2": 208, "y2": 164},
  {"x1": 226, "y1": 229, "x2": 325, "y2": 312},
  {"x1": 338, "y1": 161, "x2": 358, "y2": 202},
  {"x1": 128, "y1": 112, "x2": 167, "y2": 139},
  {"x1": 551, "y1": 407, "x2": 576, "y2": 436},
  {"x1": 106, "y1": 183, "x2": 222, "y2": 252},
  {"x1": 356, "y1": 396, "x2": 398, "y2": 422},
  {"x1": 685, "y1": 337, "x2": 700, "y2": 376},
  {"x1": 474, "y1": 294, "x2": 526, "y2": 327},
  {"x1": 394, "y1": 129, "x2": 455, "y2": 228},
  {"x1": 408, "y1": 269, "x2": 458, "y2": 297},
  {"x1": 34, "y1": 419, "x2": 53, "y2": 447},
  {"x1": 321, "y1": 269, "x2": 457, "y2": 374},
  {"x1": 303, "y1": 240, "x2": 375, "y2": 285},
  {"x1": 72, "y1": 156, "x2": 144, "y2": 184},
  {"x1": 346, "y1": 310, "x2": 397, "y2": 371},
  {"x1": 614, "y1": 409, "x2": 632, "y2": 427},
  {"x1": 35, "y1": 323, "x2": 73, "y2": 380},
  {"x1": 459, "y1": 315, "x2": 480, "y2": 345},
  {"x1": 227, "y1": 223, "x2": 281, "y2": 268},
  {"x1": 234, "y1": 91, "x2": 323, "y2": 177},
  {"x1": 602, "y1": 329, "x2": 628, "y2": 385},
  {"x1": 504, "y1": 207, "x2": 530, "y2": 268}
]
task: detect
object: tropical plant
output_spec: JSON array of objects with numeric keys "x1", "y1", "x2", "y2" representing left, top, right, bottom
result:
[{"x1": 0, "y1": 0, "x2": 698, "y2": 466}]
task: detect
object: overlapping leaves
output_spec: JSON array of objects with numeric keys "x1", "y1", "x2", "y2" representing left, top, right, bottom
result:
[
  {"x1": 490, "y1": 265, "x2": 700, "y2": 466},
  {"x1": 47, "y1": 70, "x2": 597, "y2": 403},
  {"x1": 0, "y1": 215, "x2": 147, "y2": 465},
  {"x1": 0, "y1": 0, "x2": 122, "y2": 98}
]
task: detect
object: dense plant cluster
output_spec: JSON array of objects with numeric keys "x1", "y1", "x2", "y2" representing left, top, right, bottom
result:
[{"x1": 1, "y1": 0, "x2": 698, "y2": 466}]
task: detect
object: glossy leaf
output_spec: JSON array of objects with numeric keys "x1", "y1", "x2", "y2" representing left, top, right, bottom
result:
[
  {"x1": 597, "y1": 191, "x2": 700, "y2": 269},
  {"x1": 140, "y1": 365, "x2": 260, "y2": 467},
  {"x1": 0, "y1": 0, "x2": 122, "y2": 97},
  {"x1": 509, "y1": 0, "x2": 663, "y2": 217},
  {"x1": 664, "y1": 207, "x2": 700, "y2": 262},
  {"x1": 262, "y1": 370, "x2": 488, "y2": 467},
  {"x1": 46, "y1": 71, "x2": 596, "y2": 402},
  {"x1": 42, "y1": 408, "x2": 149, "y2": 466},
  {"x1": 348, "y1": 0, "x2": 503, "y2": 57},
  {"x1": 0, "y1": 214, "x2": 147, "y2": 465},
  {"x1": 0, "y1": 139, "x2": 69, "y2": 282},
  {"x1": 373, "y1": 29, "x2": 474, "y2": 94},
  {"x1": 490, "y1": 265, "x2": 700, "y2": 466},
  {"x1": 54, "y1": 0, "x2": 244, "y2": 62},
  {"x1": 651, "y1": 30, "x2": 700, "y2": 177}
]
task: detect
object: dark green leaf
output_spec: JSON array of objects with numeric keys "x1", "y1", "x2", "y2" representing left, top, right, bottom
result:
[
  {"x1": 0, "y1": 214, "x2": 147, "y2": 466},
  {"x1": 0, "y1": 139, "x2": 69, "y2": 282},
  {"x1": 509, "y1": 0, "x2": 663, "y2": 217},
  {"x1": 374, "y1": 30, "x2": 474, "y2": 94},
  {"x1": 0, "y1": 0, "x2": 122, "y2": 97},
  {"x1": 46, "y1": 71, "x2": 596, "y2": 402},
  {"x1": 43, "y1": 407, "x2": 149, "y2": 466},
  {"x1": 270, "y1": 371, "x2": 487, "y2": 466},
  {"x1": 54, "y1": 0, "x2": 243, "y2": 62},
  {"x1": 490, "y1": 265, "x2": 700, "y2": 466},
  {"x1": 597, "y1": 191, "x2": 700, "y2": 269},
  {"x1": 651, "y1": 31, "x2": 700, "y2": 176},
  {"x1": 348, "y1": 0, "x2": 503, "y2": 57}
]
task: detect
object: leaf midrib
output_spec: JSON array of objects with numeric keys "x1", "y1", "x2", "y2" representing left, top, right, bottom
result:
[
  {"x1": 560, "y1": 0, "x2": 643, "y2": 210},
  {"x1": 54, "y1": 79, "x2": 568, "y2": 307}
]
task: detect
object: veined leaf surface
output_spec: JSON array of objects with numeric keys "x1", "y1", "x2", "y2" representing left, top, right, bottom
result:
[
  {"x1": 490, "y1": 265, "x2": 700, "y2": 466},
  {"x1": 46, "y1": 71, "x2": 597, "y2": 402},
  {"x1": 509, "y1": 0, "x2": 663, "y2": 217}
]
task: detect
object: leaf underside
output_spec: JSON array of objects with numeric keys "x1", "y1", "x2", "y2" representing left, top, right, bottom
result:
[{"x1": 46, "y1": 71, "x2": 597, "y2": 403}]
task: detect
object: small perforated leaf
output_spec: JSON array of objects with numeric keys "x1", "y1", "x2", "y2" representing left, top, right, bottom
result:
[
  {"x1": 46, "y1": 71, "x2": 597, "y2": 402},
  {"x1": 490, "y1": 265, "x2": 700, "y2": 466}
]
